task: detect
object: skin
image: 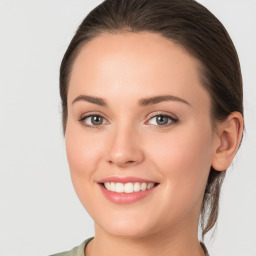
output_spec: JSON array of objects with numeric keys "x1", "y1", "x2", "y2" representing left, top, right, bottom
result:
[{"x1": 65, "y1": 32, "x2": 243, "y2": 256}]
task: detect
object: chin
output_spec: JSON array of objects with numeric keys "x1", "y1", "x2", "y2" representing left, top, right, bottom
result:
[
  {"x1": 103, "y1": 224, "x2": 153, "y2": 238},
  {"x1": 95, "y1": 212, "x2": 164, "y2": 239}
]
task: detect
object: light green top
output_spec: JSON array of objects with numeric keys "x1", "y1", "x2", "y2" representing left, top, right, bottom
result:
[
  {"x1": 50, "y1": 238, "x2": 93, "y2": 256},
  {"x1": 50, "y1": 238, "x2": 210, "y2": 256}
]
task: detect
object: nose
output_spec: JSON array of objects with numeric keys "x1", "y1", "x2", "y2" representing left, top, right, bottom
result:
[{"x1": 107, "y1": 124, "x2": 144, "y2": 168}]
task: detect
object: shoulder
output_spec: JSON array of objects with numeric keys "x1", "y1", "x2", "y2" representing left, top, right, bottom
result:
[{"x1": 50, "y1": 237, "x2": 93, "y2": 256}]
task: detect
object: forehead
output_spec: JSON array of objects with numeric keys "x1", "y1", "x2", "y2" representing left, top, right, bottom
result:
[{"x1": 68, "y1": 32, "x2": 210, "y2": 111}]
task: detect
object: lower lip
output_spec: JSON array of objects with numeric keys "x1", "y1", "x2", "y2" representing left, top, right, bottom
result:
[{"x1": 99, "y1": 184, "x2": 158, "y2": 204}]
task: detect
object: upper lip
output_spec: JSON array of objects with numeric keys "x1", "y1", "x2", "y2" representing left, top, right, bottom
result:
[{"x1": 98, "y1": 176, "x2": 158, "y2": 184}]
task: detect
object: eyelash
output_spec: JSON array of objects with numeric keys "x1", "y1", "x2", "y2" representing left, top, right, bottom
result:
[{"x1": 78, "y1": 112, "x2": 179, "y2": 129}]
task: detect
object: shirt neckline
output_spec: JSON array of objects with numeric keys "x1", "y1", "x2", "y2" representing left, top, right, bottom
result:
[{"x1": 83, "y1": 238, "x2": 210, "y2": 256}]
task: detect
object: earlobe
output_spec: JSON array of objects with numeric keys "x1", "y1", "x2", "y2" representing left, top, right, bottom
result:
[{"x1": 211, "y1": 111, "x2": 244, "y2": 172}]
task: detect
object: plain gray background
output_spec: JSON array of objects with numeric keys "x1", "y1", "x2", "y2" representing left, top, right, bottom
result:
[{"x1": 0, "y1": 1, "x2": 255, "y2": 255}]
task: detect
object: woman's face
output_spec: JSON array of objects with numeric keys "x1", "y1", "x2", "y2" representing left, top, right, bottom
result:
[{"x1": 65, "y1": 32, "x2": 219, "y2": 238}]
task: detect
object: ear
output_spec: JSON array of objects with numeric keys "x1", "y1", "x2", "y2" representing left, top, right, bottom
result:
[{"x1": 211, "y1": 111, "x2": 244, "y2": 172}]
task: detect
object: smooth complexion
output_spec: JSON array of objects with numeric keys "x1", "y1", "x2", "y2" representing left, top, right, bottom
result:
[{"x1": 65, "y1": 32, "x2": 243, "y2": 256}]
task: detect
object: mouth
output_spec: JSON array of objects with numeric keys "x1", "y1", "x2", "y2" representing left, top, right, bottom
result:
[
  {"x1": 97, "y1": 177, "x2": 159, "y2": 204},
  {"x1": 100, "y1": 182, "x2": 158, "y2": 193}
]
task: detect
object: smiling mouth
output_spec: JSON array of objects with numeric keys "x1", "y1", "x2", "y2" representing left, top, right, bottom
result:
[{"x1": 100, "y1": 182, "x2": 159, "y2": 193}]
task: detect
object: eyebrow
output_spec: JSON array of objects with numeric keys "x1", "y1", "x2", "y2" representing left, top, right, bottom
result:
[{"x1": 72, "y1": 94, "x2": 191, "y2": 107}]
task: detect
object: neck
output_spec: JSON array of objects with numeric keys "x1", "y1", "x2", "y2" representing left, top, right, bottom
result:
[{"x1": 86, "y1": 221, "x2": 205, "y2": 256}]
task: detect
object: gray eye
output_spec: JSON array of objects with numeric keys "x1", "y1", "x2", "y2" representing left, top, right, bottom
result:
[
  {"x1": 80, "y1": 115, "x2": 106, "y2": 126},
  {"x1": 89, "y1": 115, "x2": 104, "y2": 125},
  {"x1": 148, "y1": 115, "x2": 175, "y2": 126},
  {"x1": 155, "y1": 116, "x2": 169, "y2": 125}
]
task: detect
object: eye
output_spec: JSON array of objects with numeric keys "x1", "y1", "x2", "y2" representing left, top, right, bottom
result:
[
  {"x1": 78, "y1": 112, "x2": 178, "y2": 129},
  {"x1": 147, "y1": 114, "x2": 178, "y2": 127},
  {"x1": 79, "y1": 114, "x2": 107, "y2": 128}
]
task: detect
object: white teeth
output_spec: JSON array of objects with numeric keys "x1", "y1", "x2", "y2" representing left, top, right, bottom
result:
[
  {"x1": 147, "y1": 183, "x2": 154, "y2": 189},
  {"x1": 134, "y1": 182, "x2": 141, "y2": 192},
  {"x1": 115, "y1": 183, "x2": 124, "y2": 193},
  {"x1": 124, "y1": 183, "x2": 133, "y2": 193},
  {"x1": 105, "y1": 182, "x2": 111, "y2": 190},
  {"x1": 103, "y1": 182, "x2": 155, "y2": 193},
  {"x1": 141, "y1": 183, "x2": 147, "y2": 191},
  {"x1": 110, "y1": 182, "x2": 115, "y2": 192}
]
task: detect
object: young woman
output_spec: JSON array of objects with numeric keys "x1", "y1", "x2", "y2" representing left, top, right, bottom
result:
[{"x1": 51, "y1": 0, "x2": 244, "y2": 255}]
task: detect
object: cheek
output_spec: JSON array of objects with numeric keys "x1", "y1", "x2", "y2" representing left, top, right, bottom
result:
[
  {"x1": 65, "y1": 120, "x2": 102, "y2": 173},
  {"x1": 65, "y1": 122, "x2": 102, "y2": 203},
  {"x1": 147, "y1": 124, "x2": 213, "y2": 209},
  {"x1": 155, "y1": 122, "x2": 212, "y2": 172},
  {"x1": 66, "y1": 134, "x2": 98, "y2": 175},
  {"x1": 163, "y1": 133, "x2": 211, "y2": 177}
]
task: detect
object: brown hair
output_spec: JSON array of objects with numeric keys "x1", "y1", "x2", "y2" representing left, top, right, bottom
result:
[{"x1": 59, "y1": 0, "x2": 243, "y2": 240}]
